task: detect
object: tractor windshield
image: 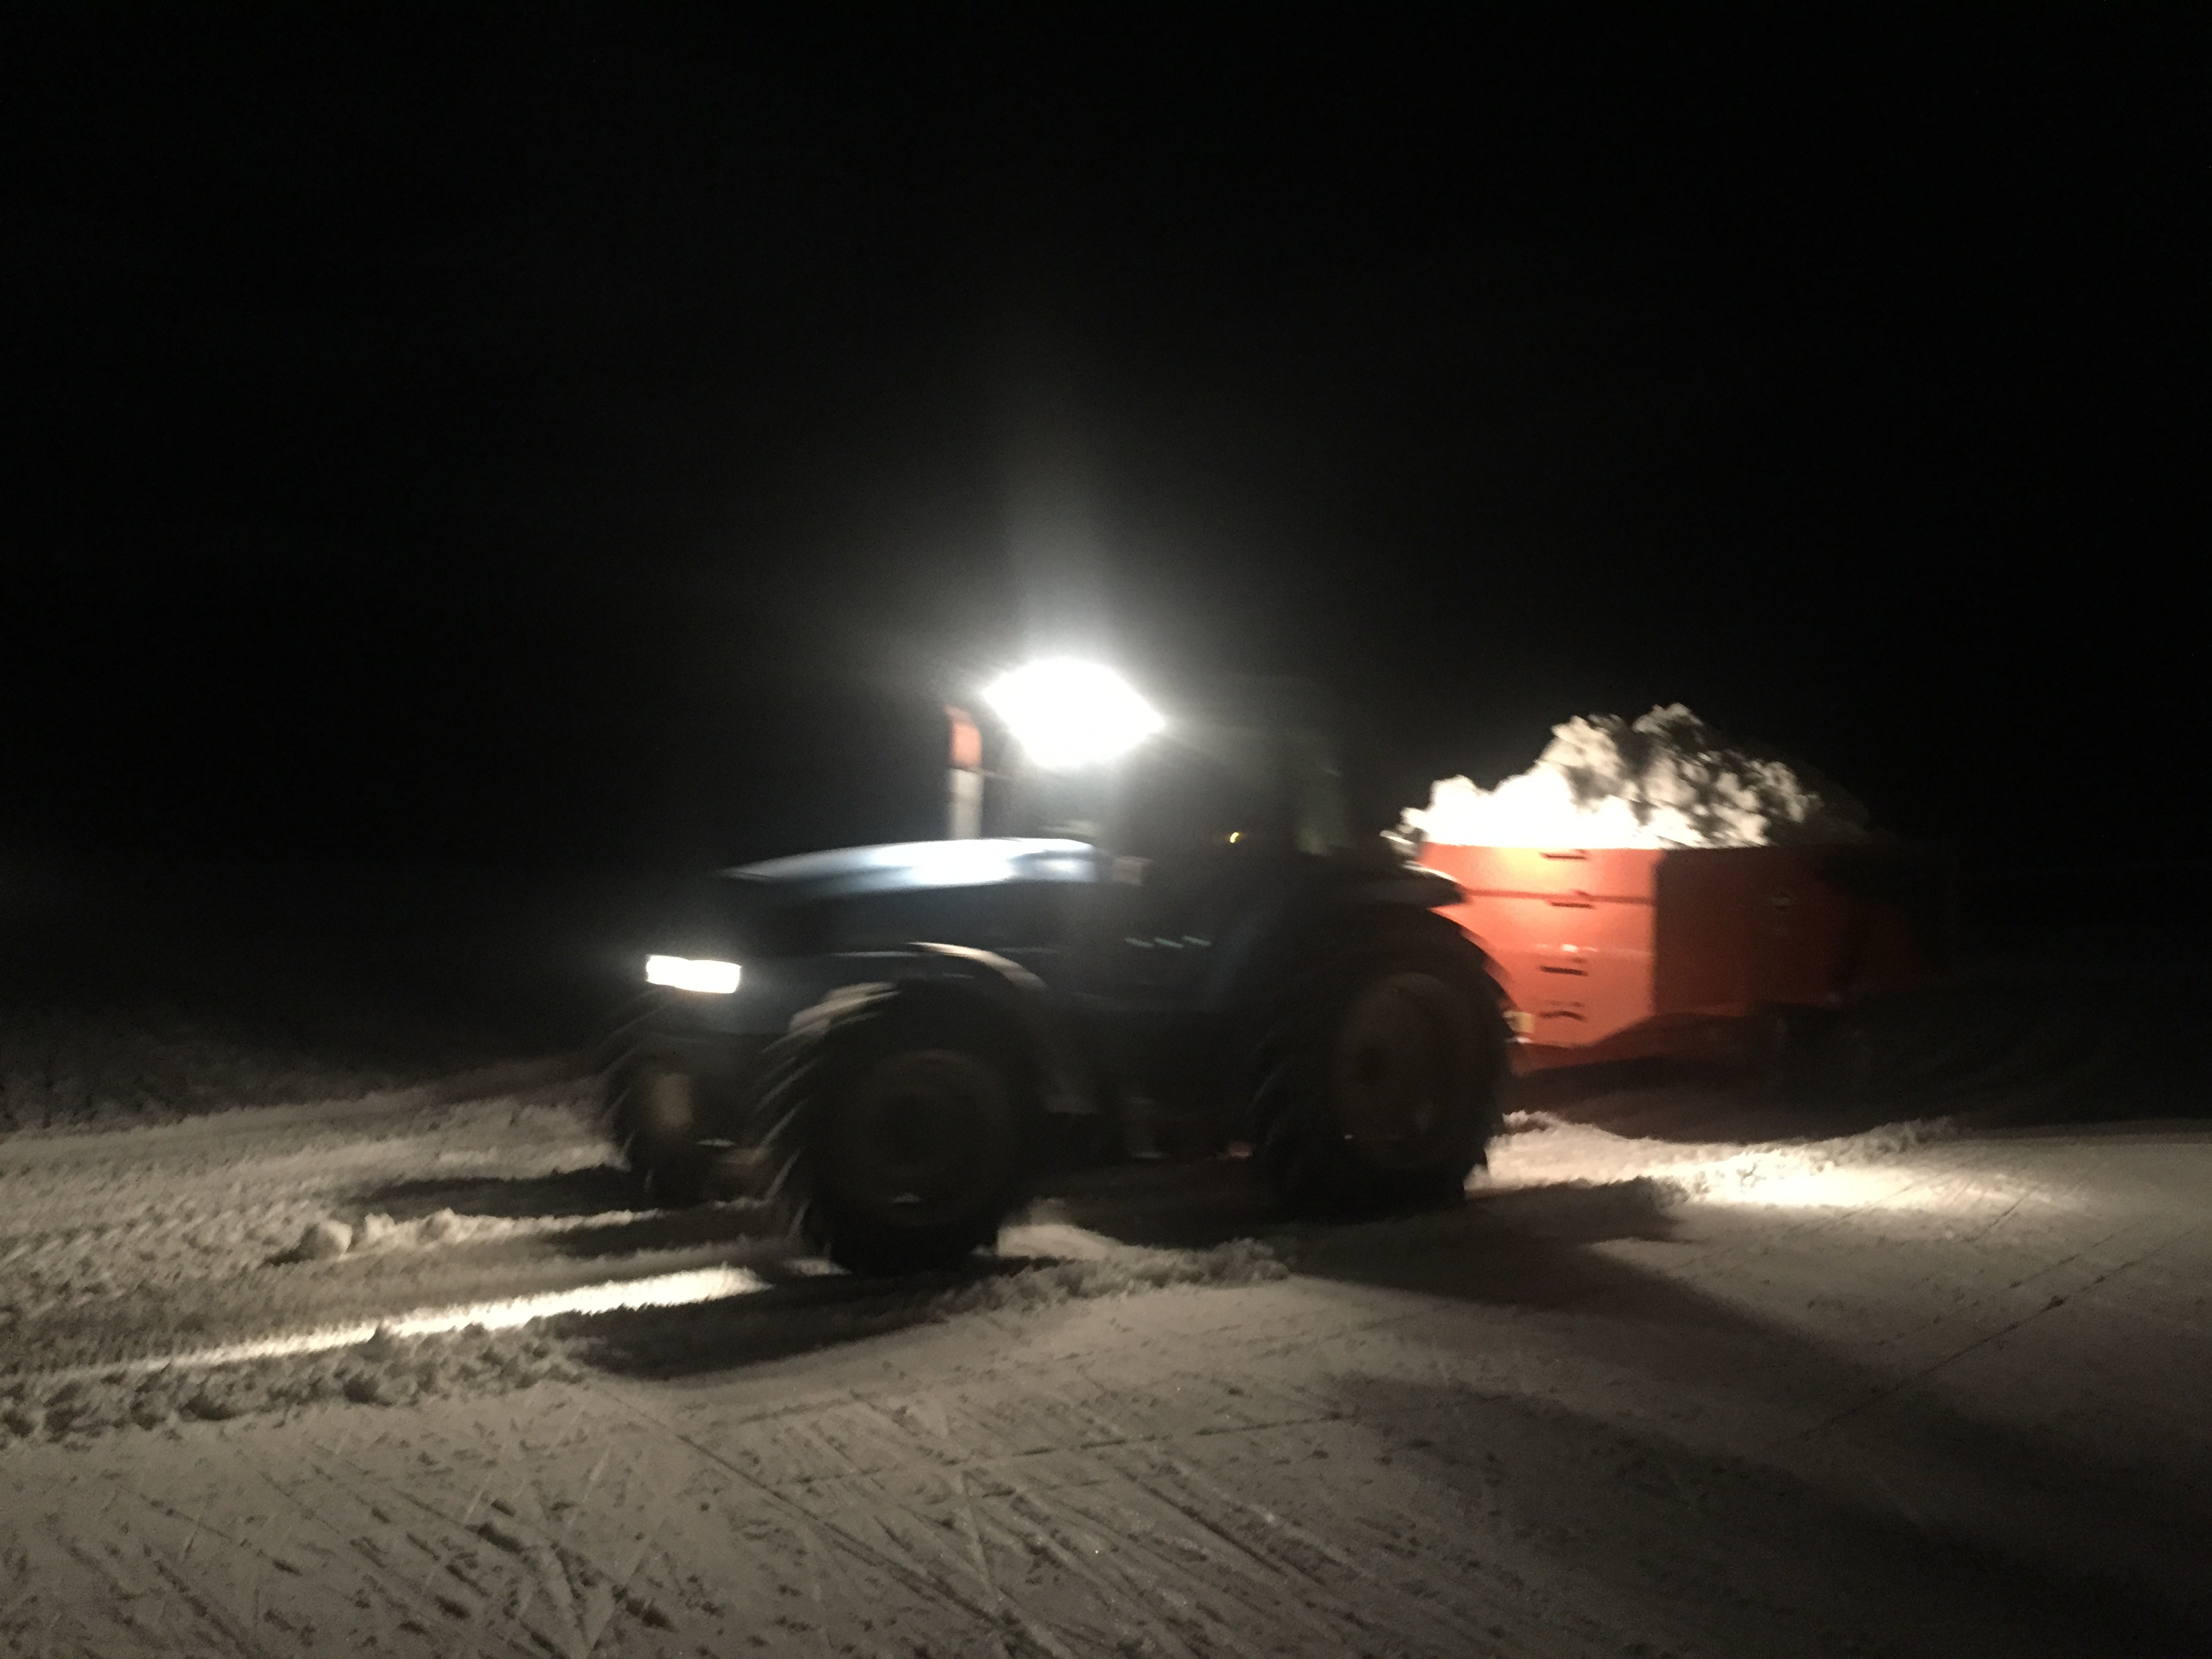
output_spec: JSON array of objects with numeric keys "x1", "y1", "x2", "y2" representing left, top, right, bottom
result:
[
  {"x1": 993, "y1": 678, "x2": 1355, "y2": 859},
  {"x1": 1113, "y1": 722, "x2": 1353, "y2": 858},
  {"x1": 1111, "y1": 726, "x2": 1281, "y2": 855}
]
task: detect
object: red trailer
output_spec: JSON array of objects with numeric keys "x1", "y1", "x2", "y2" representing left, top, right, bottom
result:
[{"x1": 1419, "y1": 841, "x2": 1950, "y2": 1073}]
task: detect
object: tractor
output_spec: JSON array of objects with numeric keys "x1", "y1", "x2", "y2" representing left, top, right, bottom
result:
[{"x1": 603, "y1": 663, "x2": 1507, "y2": 1273}]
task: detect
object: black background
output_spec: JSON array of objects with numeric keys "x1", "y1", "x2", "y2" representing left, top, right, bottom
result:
[{"x1": 5, "y1": 5, "x2": 2203, "y2": 872}]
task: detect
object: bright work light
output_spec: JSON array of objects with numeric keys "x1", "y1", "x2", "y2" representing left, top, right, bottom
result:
[
  {"x1": 645, "y1": 954, "x2": 742, "y2": 994},
  {"x1": 983, "y1": 659, "x2": 1164, "y2": 771}
]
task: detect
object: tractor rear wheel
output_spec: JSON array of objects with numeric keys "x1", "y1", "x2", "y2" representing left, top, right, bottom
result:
[
  {"x1": 1254, "y1": 928, "x2": 1505, "y2": 1214},
  {"x1": 754, "y1": 990, "x2": 1032, "y2": 1275}
]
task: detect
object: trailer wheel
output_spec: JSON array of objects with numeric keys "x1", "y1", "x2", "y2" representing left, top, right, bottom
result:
[
  {"x1": 754, "y1": 989, "x2": 1032, "y2": 1275},
  {"x1": 1253, "y1": 926, "x2": 1505, "y2": 1214},
  {"x1": 1755, "y1": 1004, "x2": 1875, "y2": 1101}
]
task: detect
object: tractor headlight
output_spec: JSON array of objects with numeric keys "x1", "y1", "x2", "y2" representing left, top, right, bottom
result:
[
  {"x1": 644, "y1": 955, "x2": 742, "y2": 995},
  {"x1": 983, "y1": 659, "x2": 1163, "y2": 771}
]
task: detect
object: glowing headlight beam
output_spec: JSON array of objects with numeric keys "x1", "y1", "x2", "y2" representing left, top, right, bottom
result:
[
  {"x1": 645, "y1": 955, "x2": 742, "y2": 994},
  {"x1": 983, "y1": 659, "x2": 1164, "y2": 771},
  {"x1": 39, "y1": 1265, "x2": 768, "y2": 1383}
]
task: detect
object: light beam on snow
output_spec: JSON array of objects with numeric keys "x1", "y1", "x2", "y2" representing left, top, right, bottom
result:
[
  {"x1": 1489, "y1": 1122, "x2": 2081, "y2": 1217},
  {"x1": 56, "y1": 1265, "x2": 767, "y2": 1381},
  {"x1": 1677, "y1": 1163, "x2": 2070, "y2": 1214}
]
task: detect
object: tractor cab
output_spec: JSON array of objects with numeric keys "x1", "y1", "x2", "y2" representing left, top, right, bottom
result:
[
  {"x1": 993, "y1": 672, "x2": 1356, "y2": 863},
  {"x1": 985, "y1": 673, "x2": 1398, "y2": 1021}
]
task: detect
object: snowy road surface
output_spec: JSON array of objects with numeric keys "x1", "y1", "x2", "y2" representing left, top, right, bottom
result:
[{"x1": 3, "y1": 1071, "x2": 2208, "y2": 1656}]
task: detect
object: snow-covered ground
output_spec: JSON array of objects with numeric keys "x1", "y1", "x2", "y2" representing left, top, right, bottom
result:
[
  {"x1": 3, "y1": 861, "x2": 2209, "y2": 1654},
  {"x1": 3, "y1": 1061, "x2": 2209, "y2": 1654}
]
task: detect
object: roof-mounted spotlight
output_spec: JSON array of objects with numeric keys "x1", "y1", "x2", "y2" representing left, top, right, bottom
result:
[{"x1": 983, "y1": 659, "x2": 1164, "y2": 771}]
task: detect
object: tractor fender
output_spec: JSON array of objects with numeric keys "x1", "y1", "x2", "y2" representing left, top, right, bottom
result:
[
  {"x1": 1198, "y1": 864, "x2": 1499, "y2": 1017},
  {"x1": 787, "y1": 943, "x2": 1097, "y2": 1118}
]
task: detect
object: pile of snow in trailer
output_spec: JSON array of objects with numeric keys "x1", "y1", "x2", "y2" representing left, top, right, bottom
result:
[{"x1": 1399, "y1": 704, "x2": 1870, "y2": 850}]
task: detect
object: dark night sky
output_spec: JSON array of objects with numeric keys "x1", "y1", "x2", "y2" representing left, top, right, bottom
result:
[{"x1": 4, "y1": 5, "x2": 2204, "y2": 870}]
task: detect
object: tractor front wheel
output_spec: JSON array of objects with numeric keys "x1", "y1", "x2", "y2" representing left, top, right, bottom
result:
[
  {"x1": 604, "y1": 1059, "x2": 714, "y2": 1208},
  {"x1": 754, "y1": 991, "x2": 1032, "y2": 1275}
]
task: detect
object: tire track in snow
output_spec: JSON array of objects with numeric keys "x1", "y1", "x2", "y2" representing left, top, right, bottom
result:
[
  {"x1": 576, "y1": 1373, "x2": 1115, "y2": 1659},
  {"x1": 708, "y1": 1335, "x2": 1502, "y2": 1657}
]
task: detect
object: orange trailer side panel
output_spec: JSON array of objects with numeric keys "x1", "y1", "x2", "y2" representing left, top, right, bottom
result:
[
  {"x1": 1420, "y1": 844, "x2": 1662, "y2": 1048},
  {"x1": 1419, "y1": 840, "x2": 1949, "y2": 1065},
  {"x1": 1652, "y1": 846, "x2": 1842, "y2": 1016}
]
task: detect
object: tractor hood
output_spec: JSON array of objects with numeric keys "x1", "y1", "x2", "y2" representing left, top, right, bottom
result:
[{"x1": 720, "y1": 838, "x2": 1099, "y2": 903}]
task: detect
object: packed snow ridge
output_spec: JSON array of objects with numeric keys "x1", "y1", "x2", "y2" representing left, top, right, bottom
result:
[{"x1": 1401, "y1": 703, "x2": 1870, "y2": 850}]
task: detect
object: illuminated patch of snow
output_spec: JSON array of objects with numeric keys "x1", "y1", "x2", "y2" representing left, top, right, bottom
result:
[
  {"x1": 1486, "y1": 1112, "x2": 2064, "y2": 1216},
  {"x1": 45, "y1": 1265, "x2": 766, "y2": 1382},
  {"x1": 339, "y1": 1202, "x2": 659, "y2": 1254},
  {"x1": 1672, "y1": 1158, "x2": 2068, "y2": 1214}
]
